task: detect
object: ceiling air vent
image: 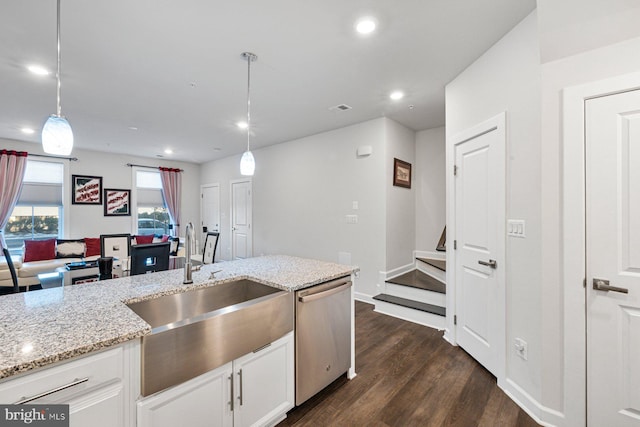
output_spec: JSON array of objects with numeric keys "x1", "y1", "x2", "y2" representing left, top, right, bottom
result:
[{"x1": 329, "y1": 104, "x2": 352, "y2": 112}]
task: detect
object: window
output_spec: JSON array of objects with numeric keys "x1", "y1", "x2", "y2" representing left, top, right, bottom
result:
[
  {"x1": 3, "y1": 160, "x2": 63, "y2": 252},
  {"x1": 135, "y1": 170, "x2": 169, "y2": 235}
]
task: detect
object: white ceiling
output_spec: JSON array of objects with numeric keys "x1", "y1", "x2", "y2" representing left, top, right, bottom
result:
[{"x1": 1, "y1": 0, "x2": 536, "y2": 164}]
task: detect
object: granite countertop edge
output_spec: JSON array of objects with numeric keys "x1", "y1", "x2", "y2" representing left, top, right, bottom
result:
[{"x1": 0, "y1": 255, "x2": 358, "y2": 381}]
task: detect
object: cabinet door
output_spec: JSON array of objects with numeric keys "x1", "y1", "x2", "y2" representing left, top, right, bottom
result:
[
  {"x1": 67, "y1": 379, "x2": 124, "y2": 427},
  {"x1": 137, "y1": 362, "x2": 233, "y2": 427},
  {"x1": 233, "y1": 332, "x2": 294, "y2": 427}
]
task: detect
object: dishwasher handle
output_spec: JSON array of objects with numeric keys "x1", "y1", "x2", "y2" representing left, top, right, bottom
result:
[{"x1": 298, "y1": 280, "x2": 352, "y2": 303}]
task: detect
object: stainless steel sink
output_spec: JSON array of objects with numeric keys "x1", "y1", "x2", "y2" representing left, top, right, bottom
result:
[{"x1": 127, "y1": 279, "x2": 293, "y2": 396}]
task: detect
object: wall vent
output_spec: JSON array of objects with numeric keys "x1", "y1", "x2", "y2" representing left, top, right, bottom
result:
[{"x1": 329, "y1": 104, "x2": 352, "y2": 111}]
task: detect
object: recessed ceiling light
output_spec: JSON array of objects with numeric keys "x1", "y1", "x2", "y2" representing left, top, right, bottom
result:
[
  {"x1": 236, "y1": 121, "x2": 248, "y2": 129},
  {"x1": 164, "y1": 149, "x2": 173, "y2": 154},
  {"x1": 390, "y1": 91, "x2": 404, "y2": 101},
  {"x1": 355, "y1": 18, "x2": 376, "y2": 35},
  {"x1": 21, "y1": 127, "x2": 35, "y2": 134},
  {"x1": 128, "y1": 126, "x2": 138, "y2": 131},
  {"x1": 27, "y1": 65, "x2": 50, "y2": 76},
  {"x1": 213, "y1": 147, "x2": 222, "y2": 151}
]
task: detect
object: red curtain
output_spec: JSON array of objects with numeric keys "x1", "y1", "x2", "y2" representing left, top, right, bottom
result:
[
  {"x1": 0, "y1": 150, "x2": 28, "y2": 248},
  {"x1": 159, "y1": 167, "x2": 182, "y2": 238}
]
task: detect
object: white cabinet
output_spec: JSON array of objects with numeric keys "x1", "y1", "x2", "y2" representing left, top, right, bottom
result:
[
  {"x1": 137, "y1": 362, "x2": 233, "y2": 427},
  {"x1": 137, "y1": 332, "x2": 294, "y2": 427},
  {"x1": 233, "y1": 332, "x2": 295, "y2": 427},
  {"x1": 0, "y1": 341, "x2": 138, "y2": 427}
]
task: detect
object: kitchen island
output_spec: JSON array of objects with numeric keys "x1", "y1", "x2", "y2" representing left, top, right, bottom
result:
[{"x1": 0, "y1": 255, "x2": 357, "y2": 426}]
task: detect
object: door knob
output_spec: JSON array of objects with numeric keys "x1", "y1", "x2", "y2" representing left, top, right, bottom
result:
[
  {"x1": 593, "y1": 278, "x2": 628, "y2": 294},
  {"x1": 478, "y1": 259, "x2": 497, "y2": 269}
]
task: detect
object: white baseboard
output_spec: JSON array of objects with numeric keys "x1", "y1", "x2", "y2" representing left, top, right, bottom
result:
[
  {"x1": 373, "y1": 300, "x2": 445, "y2": 330},
  {"x1": 442, "y1": 329, "x2": 456, "y2": 346},
  {"x1": 500, "y1": 378, "x2": 566, "y2": 427},
  {"x1": 380, "y1": 262, "x2": 415, "y2": 282},
  {"x1": 354, "y1": 292, "x2": 375, "y2": 304}
]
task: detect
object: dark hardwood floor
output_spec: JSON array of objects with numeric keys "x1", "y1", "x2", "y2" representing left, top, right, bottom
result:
[{"x1": 278, "y1": 302, "x2": 539, "y2": 427}]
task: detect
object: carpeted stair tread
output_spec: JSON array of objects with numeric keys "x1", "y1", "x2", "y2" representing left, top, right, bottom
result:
[
  {"x1": 373, "y1": 294, "x2": 446, "y2": 317},
  {"x1": 386, "y1": 269, "x2": 445, "y2": 294}
]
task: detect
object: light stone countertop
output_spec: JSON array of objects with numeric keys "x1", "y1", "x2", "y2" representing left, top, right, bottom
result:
[{"x1": 0, "y1": 255, "x2": 357, "y2": 380}]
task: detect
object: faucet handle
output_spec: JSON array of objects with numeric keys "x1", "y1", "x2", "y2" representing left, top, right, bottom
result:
[{"x1": 209, "y1": 270, "x2": 223, "y2": 280}]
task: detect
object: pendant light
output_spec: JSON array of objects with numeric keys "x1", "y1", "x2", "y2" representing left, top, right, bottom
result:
[
  {"x1": 240, "y1": 52, "x2": 257, "y2": 176},
  {"x1": 42, "y1": 0, "x2": 73, "y2": 156}
]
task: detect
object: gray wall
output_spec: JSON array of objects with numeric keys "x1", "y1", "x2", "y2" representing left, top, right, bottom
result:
[
  {"x1": 384, "y1": 119, "x2": 416, "y2": 270},
  {"x1": 415, "y1": 126, "x2": 446, "y2": 253},
  {"x1": 200, "y1": 118, "x2": 389, "y2": 299},
  {"x1": 445, "y1": 10, "x2": 543, "y2": 408}
]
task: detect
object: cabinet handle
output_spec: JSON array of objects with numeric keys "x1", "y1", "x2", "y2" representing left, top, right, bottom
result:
[
  {"x1": 238, "y1": 369, "x2": 243, "y2": 406},
  {"x1": 228, "y1": 374, "x2": 234, "y2": 411},
  {"x1": 14, "y1": 377, "x2": 89, "y2": 404}
]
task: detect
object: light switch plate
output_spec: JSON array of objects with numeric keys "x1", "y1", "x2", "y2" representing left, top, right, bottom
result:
[
  {"x1": 507, "y1": 219, "x2": 526, "y2": 238},
  {"x1": 346, "y1": 214, "x2": 358, "y2": 224}
]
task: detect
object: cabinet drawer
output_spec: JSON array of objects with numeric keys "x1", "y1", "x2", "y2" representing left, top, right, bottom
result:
[{"x1": 0, "y1": 346, "x2": 125, "y2": 405}]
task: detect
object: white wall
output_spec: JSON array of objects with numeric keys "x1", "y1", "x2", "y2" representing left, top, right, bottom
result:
[
  {"x1": 384, "y1": 119, "x2": 416, "y2": 270},
  {"x1": 200, "y1": 118, "x2": 388, "y2": 299},
  {"x1": 540, "y1": 34, "x2": 640, "y2": 425},
  {"x1": 446, "y1": 9, "x2": 543, "y2": 413},
  {"x1": 537, "y1": 0, "x2": 640, "y2": 63},
  {"x1": 0, "y1": 138, "x2": 200, "y2": 240},
  {"x1": 415, "y1": 127, "x2": 445, "y2": 253}
]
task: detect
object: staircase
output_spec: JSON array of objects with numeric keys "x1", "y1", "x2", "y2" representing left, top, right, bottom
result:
[{"x1": 373, "y1": 257, "x2": 446, "y2": 330}]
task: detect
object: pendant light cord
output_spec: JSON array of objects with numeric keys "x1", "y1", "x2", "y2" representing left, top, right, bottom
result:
[
  {"x1": 243, "y1": 52, "x2": 257, "y2": 152},
  {"x1": 56, "y1": 0, "x2": 62, "y2": 117},
  {"x1": 246, "y1": 55, "x2": 251, "y2": 152}
]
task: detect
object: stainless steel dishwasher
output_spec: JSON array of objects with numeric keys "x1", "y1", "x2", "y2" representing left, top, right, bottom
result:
[{"x1": 295, "y1": 275, "x2": 352, "y2": 405}]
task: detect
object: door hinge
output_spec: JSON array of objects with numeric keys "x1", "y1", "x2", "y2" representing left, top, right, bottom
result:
[
  {"x1": 453, "y1": 240, "x2": 457, "y2": 250},
  {"x1": 454, "y1": 315, "x2": 457, "y2": 325},
  {"x1": 583, "y1": 278, "x2": 586, "y2": 288},
  {"x1": 454, "y1": 165, "x2": 458, "y2": 176}
]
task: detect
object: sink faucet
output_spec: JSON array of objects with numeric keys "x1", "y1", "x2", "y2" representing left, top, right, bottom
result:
[{"x1": 184, "y1": 222, "x2": 195, "y2": 284}]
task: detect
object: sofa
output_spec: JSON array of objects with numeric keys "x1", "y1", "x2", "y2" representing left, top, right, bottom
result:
[{"x1": 0, "y1": 235, "x2": 180, "y2": 289}]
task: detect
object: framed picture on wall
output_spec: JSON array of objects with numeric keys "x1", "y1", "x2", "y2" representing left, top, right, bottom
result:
[
  {"x1": 104, "y1": 188, "x2": 131, "y2": 216},
  {"x1": 72, "y1": 175, "x2": 103, "y2": 204},
  {"x1": 393, "y1": 158, "x2": 412, "y2": 188}
]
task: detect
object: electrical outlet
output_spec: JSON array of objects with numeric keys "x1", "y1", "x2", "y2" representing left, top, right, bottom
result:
[{"x1": 514, "y1": 338, "x2": 528, "y2": 360}]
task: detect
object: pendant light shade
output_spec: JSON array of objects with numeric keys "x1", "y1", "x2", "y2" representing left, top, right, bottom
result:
[
  {"x1": 240, "y1": 52, "x2": 257, "y2": 176},
  {"x1": 43, "y1": 0, "x2": 73, "y2": 155},
  {"x1": 42, "y1": 115, "x2": 73, "y2": 155},
  {"x1": 240, "y1": 150, "x2": 255, "y2": 176}
]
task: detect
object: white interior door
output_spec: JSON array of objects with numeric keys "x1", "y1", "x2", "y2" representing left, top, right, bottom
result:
[
  {"x1": 201, "y1": 184, "x2": 220, "y2": 254},
  {"x1": 231, "y1": 179, "x2": 252, "y2": 260},
  {"x1": 586, "y1": 89, "x2": 640, "y2": 426},
  {"x1": 453, "y1": 114, "x2": 505, "y2": 378}
]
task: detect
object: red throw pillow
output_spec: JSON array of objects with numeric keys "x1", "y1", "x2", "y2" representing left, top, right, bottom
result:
[
  {"x1": 135, "y1": 234, "x2": 154, "y2": 244},
  {"x1": 23, "y1": 239, "x2": 56, "y2": 262},
  {"x1": 161, "y1": 234, "x2": 169, "y2": 242},
  {"x1": 85, "y1": 237, "x2": 101, "y2": 257}
]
